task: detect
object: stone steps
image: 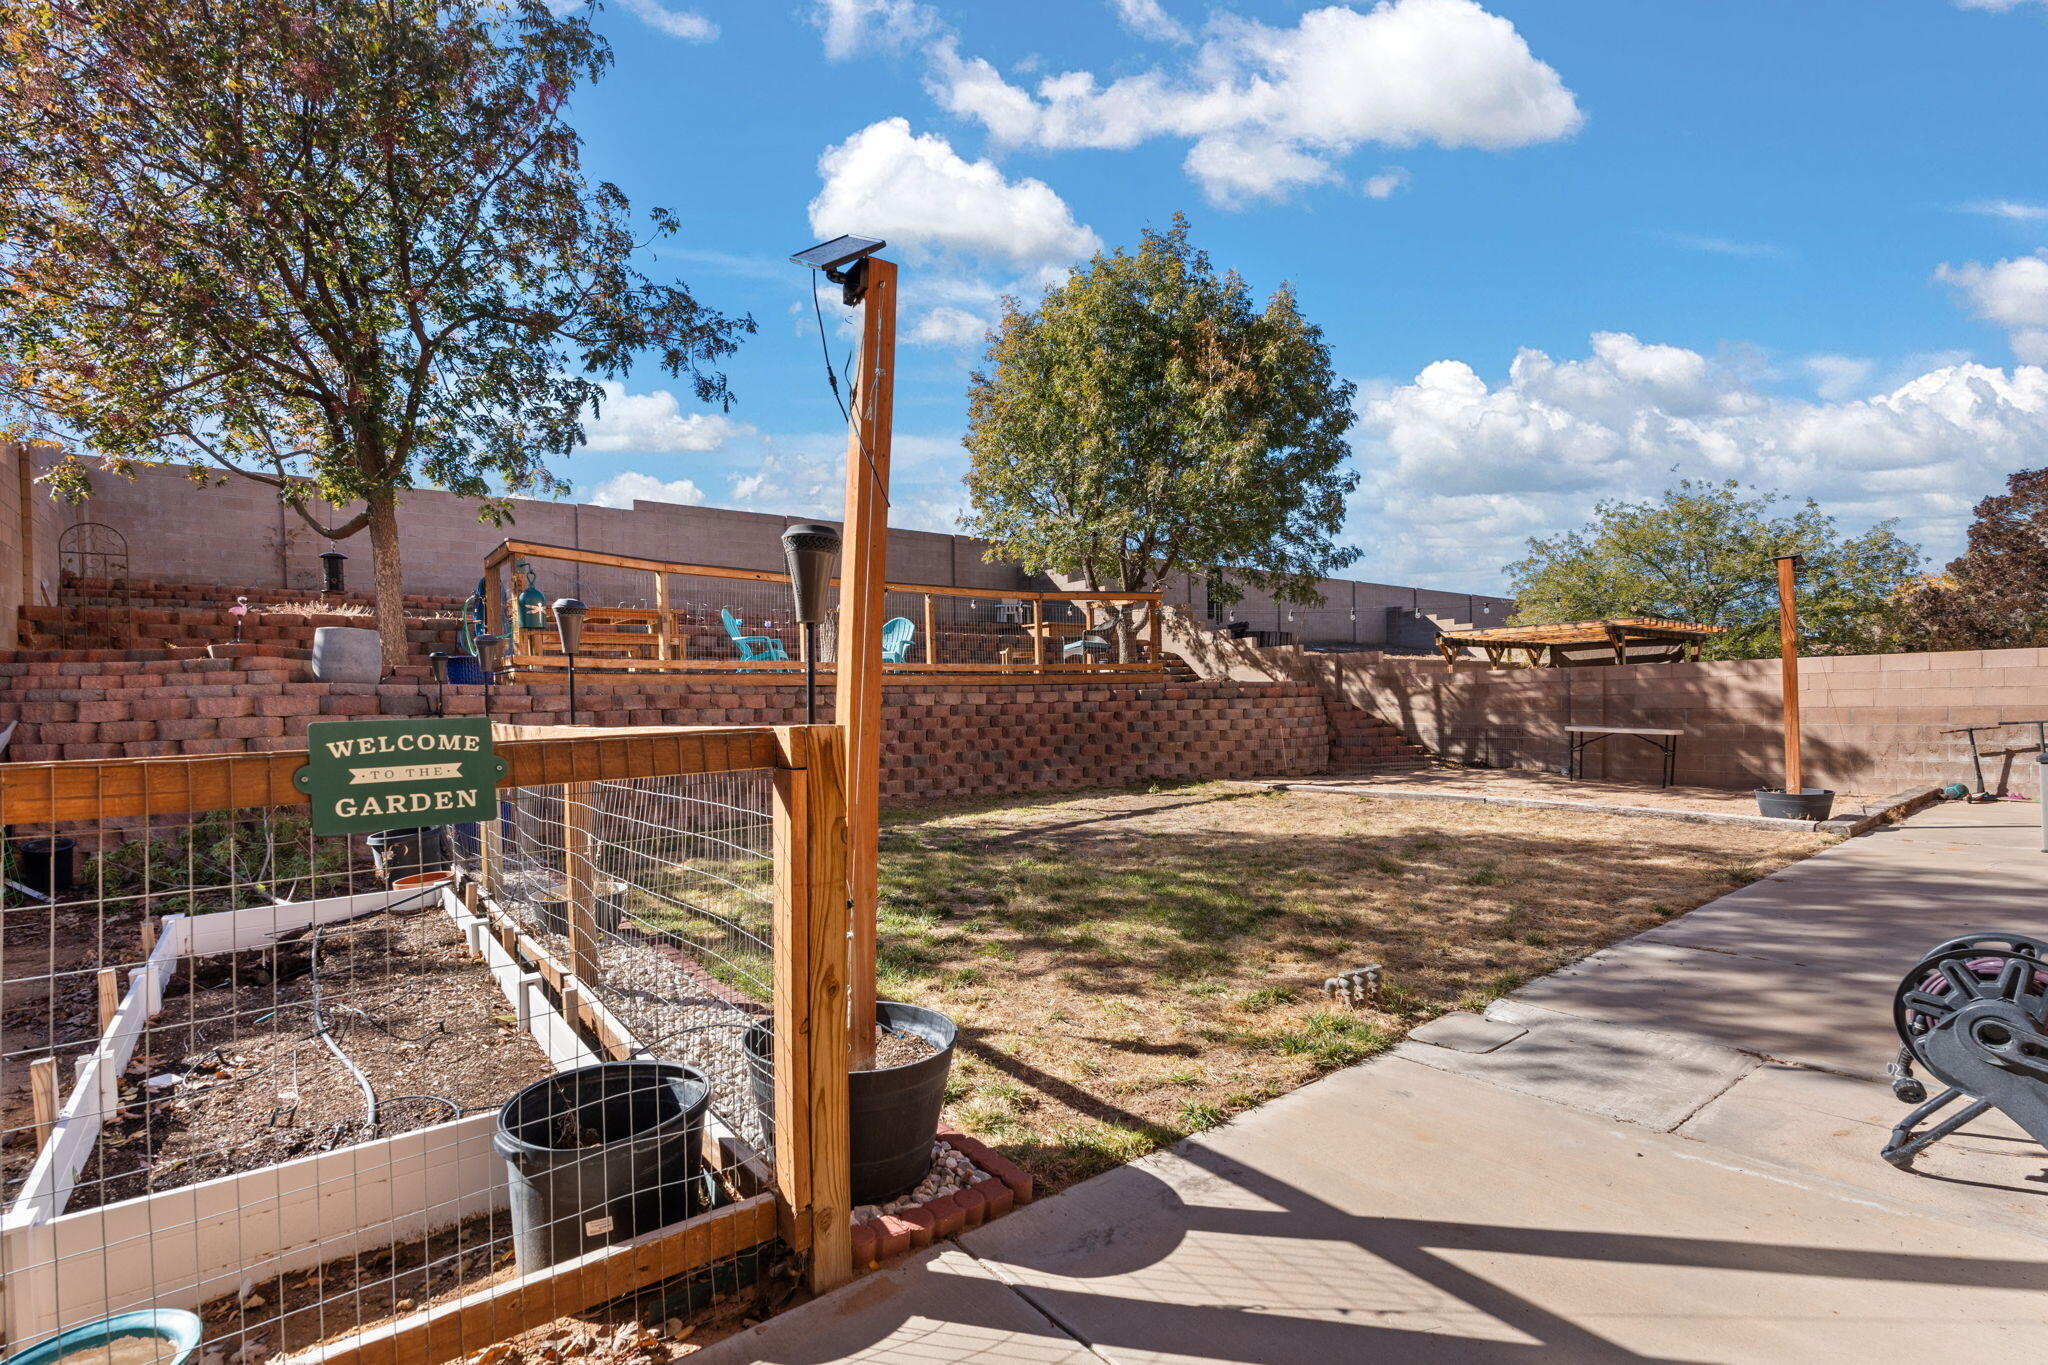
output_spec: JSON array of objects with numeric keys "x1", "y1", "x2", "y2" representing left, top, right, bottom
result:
[{"x1": 1323, "y1": 698, "x2": 1431, "y2": 770}]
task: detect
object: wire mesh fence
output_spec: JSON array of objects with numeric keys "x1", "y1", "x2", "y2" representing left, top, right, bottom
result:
[
  {"x1": 478, "y1": 772, "x2": 776, "y2": 1156},
  {"x1": 0, "y1": 736, "x2": 805, "y2": 1363}
]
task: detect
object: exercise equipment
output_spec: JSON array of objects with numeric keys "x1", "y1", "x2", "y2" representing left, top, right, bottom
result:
[{"x1": 1883, "y1": 931, "x2": 2048, "y2": 1167}]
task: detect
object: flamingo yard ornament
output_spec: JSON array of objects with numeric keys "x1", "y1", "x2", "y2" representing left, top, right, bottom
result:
[{"x1": 229, "y1": 595, "x2": 249, "y2": 643}]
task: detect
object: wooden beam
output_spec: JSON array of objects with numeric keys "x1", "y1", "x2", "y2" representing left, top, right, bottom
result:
[
  {"x1": 484, "y1": 540, "x2": 1163, "y2": 604},
  {"x1": 835, "y1": 257, "x2": 895, "y2": 1074},
  {"x1": 562, "y1": 781, "x2": 600, "y2": 985},
  {"x1": 0, "y1": 726, "x2": 788, "y2": 824},
  {"x1": 771, "y1": 726, "x2": 851, "y2": 1293},
  {"x1": 281, "y1": 1192, "x2": 777, "y2": 1365},
  {"x1": 923, "y1": 593, "x2": 937, "y2": 666}
]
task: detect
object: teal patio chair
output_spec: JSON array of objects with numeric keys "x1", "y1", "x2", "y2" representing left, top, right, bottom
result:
[
  {"x1": 721, "y1": 608, "x2": 788, "y2": 661},
  {"x1": 881, "y1": 616, "x2": 917, "y2": 664}
]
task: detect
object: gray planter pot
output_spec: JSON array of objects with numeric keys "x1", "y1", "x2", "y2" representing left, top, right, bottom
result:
[
  {"x1": 311, "y1": 625, "x2": 383, "y2": 683},
  {"x1": 1755, "y1": 787, "x2": 1835, "y2": 821}
]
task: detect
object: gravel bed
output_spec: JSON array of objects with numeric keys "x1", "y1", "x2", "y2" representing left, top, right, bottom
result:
[
  {"x1": 852, "y1": 1141, "x2": 988, "y2": 1223},
  {"x1": 591, "y1": 937, "x2": 766, "y2": 1153}
]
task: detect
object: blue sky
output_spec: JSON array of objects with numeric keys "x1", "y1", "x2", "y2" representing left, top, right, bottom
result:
[{"x1": 554, "y1": 0, "x2": 2048, "y2": 593}]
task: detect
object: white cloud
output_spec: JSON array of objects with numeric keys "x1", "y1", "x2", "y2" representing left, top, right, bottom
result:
[
  {"x1": 1111, "y1": 0, "x2": 1191, "y2": 43},
  {"x1": 810, "y1": 118, "x2": 1101, "y2": 268},
  {"x1": 1937, "y1": 252, "x2": 2048, "y2": 328},
  {"x1": 551, "y1": 0, "x2": 715, "y2": 39},
  {"x1": 728, "y1": 453, "x2": 844, "y2": 519},
  {"x1": 1961, "y1": 199, "x2": 2048, "y2": 220},
  {"x1": 581, "y1": 381, "x2": 754, "y2": 453},
  {"x1": 1803, "y1": 354, "x2": 1875, "y2": 402},
  {"x1": 587, "y1": 471, "x2": 709, "y2": 508},
  {"x1": 808, "y1": 119, "x2": 1098, "y2": 349},
  {"x1": 909, "y1": 306, "x2": 991, "y2": 347},
  {"x1": 1937, "y1": 252, "x2": 2048, "y2": 361},
  {"x1": 615, "y1": 0, "x2": 715, "y2": 40},
  {"x1": 812, "y1": 0, "x2": 938, "y2": 60},
  {"x1": 1665, "y1": 233, "x2": 1784, "y2": 258},
  {"x1": 929, "y1": 0, "x2": 1582, "y2": 206},
  {"x1": 1953, "y1": 0, "x2": 2042, "y2": 9},
  {"x1": 1353, "y1": 332, "x2": 2048, "y2": 584},
  {"x1": 1363, "y1": 167, "x2": 1412, "y2": 199}
]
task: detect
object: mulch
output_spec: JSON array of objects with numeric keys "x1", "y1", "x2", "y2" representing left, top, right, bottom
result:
[{"x1": 69, "y1": 900, "x2": 555, "y2": 1210}]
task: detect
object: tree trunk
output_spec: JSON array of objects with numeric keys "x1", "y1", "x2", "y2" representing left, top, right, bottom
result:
[
  {"x1": 365, "y1": 487, "x2": 409, "y2": 672},
  {"x1": 1113, "y1": 606, "x2": 1138, "y2": 664}
]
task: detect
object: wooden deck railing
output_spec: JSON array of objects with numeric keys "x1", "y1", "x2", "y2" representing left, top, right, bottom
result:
[{"x1": 481, "y1": 539, "x2": 1167, "y2": 684}]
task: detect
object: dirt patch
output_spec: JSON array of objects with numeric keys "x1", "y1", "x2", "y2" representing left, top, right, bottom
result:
[
  {"x1": 66, "y1": 902, "x2": 554, "y2": 1210},
  {"x1": 878, "y1": 783, "x2": 1831, "y2": 1193}
]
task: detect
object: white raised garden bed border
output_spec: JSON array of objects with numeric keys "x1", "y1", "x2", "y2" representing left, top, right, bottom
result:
[{"x1": 0, "y1": 881, "x2": 615, "y2": 1347}]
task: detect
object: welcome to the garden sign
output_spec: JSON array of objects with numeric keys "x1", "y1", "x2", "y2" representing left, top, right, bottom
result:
[{"x1": 293, "y1": 717, "x2": 507, "y2": 835}]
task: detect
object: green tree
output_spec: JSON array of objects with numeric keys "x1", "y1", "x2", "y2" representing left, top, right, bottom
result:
[
  {"x1": 0, "y1": 0, "x2": 750, "y2": 666},
  {"x1": 1505, "y1": 479, "x2": 1920, "y2": 659},
  {"x1": 963, "y1": 215, "x2": 1358, "y2": 657},
  {"x1": 1895, "y1": 467, "x2": 2048, "y2": 649}
]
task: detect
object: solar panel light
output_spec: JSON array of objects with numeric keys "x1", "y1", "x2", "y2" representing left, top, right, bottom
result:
[{"x1": 792, "y1": 234, "x2": 885, "y2": 305}]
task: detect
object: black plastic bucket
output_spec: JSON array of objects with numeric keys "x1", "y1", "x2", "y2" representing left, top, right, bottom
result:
[
  {"x1": 744, "y1": 1001, "x2": 956, "y2": 1205},
  {"x1": 493, "y1": 1061, "x2": 710, "y2": 1273},
  {"x1": 15, "y1": 836, "x2": 76, "y2": 900},
  {"x1": 1755, "y1": 787, "x2": 1835, "y2": 821},
  {"x1": 535, "y1": 880, "x2": 625, "y2": 938},
  {"x1": 364, "y1": 827, "x2": 450, "y2": 883}
]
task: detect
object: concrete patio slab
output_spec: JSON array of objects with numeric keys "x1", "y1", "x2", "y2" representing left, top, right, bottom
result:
[
  {"x1": 962, "y1": 1058, "x2": 2048, "y2": 1364},
  {"x1": 689, "y1": 1246, "x2": 1100, "y2": 1365},
  {"x1": 706, "y1": 798, "x2": 2048, "y2": 1364},
  {"x1": 1676, "y1": 1062, "x2": 2048, "y2": 1245},
  {"x1": 1499, "y1": 938, "x2": 1906, "y2": 1078},
  {"x1": 1404, "y1": 1011, "x2": 1525, "y2": 1053},
  {"x1": 1392, "y1": 1010, "x2": 1755, "y2": 1130}
]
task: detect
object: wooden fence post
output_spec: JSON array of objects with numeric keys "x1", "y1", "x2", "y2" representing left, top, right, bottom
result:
[
  {"x1": 655, "y1": 573, "x2": 672, "y2": 661},
  {"x1": 772, "y1": 726, "x2": 851, "y2": 1294},
  {"x1": 923, "y1": 593, "x2": 937, "y2": 666},
  {"x1": 563, "y1": 781, "x2": 600, "y2": 984},
  {"x1": 1775, "y1": 555, "x2": 1804, "y2": 794},
  {"x1": 96, "y1": 968, "x2": 118, "y2": 1033},
  {"x1": 834, "y1": 257, "x2": 896, "y2": 1072},
  {"x1": 30, "y1": 1056, "x2": 58, "y2": 1151}
]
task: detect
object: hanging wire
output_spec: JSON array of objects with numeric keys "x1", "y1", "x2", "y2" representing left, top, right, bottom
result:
[{"x1": 808, "y1": 267, "x2": 890, "y2": 508}]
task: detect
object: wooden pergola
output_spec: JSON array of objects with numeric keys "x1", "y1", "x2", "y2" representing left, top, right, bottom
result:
[{"x1": 1436, "y1": 617, "x2": 1725, "y2": 669}]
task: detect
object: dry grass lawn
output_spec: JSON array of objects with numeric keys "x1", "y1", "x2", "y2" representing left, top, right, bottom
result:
[{"x1": 878, "y1": 783, "x2": 1831, "y2": 1194}]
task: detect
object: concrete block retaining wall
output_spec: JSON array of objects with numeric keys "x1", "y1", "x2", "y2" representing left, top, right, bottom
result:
[{"x1": 0, "y1": 650, "x2": 1332, "y2": 801}]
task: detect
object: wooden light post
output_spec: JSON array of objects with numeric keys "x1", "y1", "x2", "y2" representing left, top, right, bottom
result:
[
  {"x1": 827, "y1": 251, "x2": 896, "y2": 1071},
  {"x1": 1774, "y1": 554, "x2": 1803, "y2": 794}
]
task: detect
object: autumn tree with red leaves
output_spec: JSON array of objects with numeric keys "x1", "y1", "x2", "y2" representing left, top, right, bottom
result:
[
  {"x1": 0, "y1": 0, "x2": 750, "y2": 667},
  {"x1": 1897, "y1": 468, "x2": 2048, "y2": 650}
]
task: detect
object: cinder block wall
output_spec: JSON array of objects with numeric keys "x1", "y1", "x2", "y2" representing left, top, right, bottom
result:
[
  {"x1": 44, "y1": 460, "x2": 1030, "y2": 601},
  {"x1": 1178, "y1": 629, "x2": 2048, "y2": 798}
]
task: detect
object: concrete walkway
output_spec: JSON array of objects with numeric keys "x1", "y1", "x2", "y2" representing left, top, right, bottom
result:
[{"x1": 698, "y1": 802, "x2": 2048, "y2": 1363}]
